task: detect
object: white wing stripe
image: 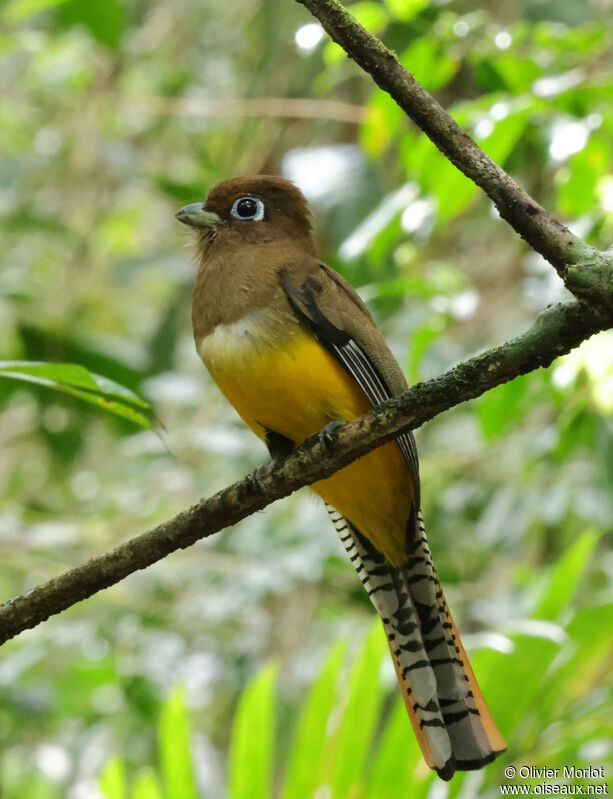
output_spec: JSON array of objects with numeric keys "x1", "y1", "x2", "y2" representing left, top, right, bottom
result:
[{"x1": 331, "y1": 339, "x2": 420, "y2": 501}]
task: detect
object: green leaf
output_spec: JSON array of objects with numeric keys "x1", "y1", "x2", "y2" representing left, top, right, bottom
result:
[
  {"x1": 407, "y1": 317, "x2": 446, "y2": 383},
  {"x1": 401, "y1": 39, "x2": 459, "y2": 92},
  {"x1": 475, "y1": 374, "x2": 530, "y2": 440},
  {"x1": 17, "y1": 323, "x2": 143, "y2": 392},
  {"x1": 349, "y1": 1, "x2": 389, "y2": 33},
  {"x1": 362, "y1": 92, "x2": 405, "y2": 155},
  {"x1": 486, "y1": 54, "x2": 542, "y2": 94},
  {"x1": 533, "y1": 530, "x2": 600, "y2": 621},
  {"x1": 323, "y1": 39, "x2": 346, "y2": 67},
  {"x1": 228, "y1": 663, "x2": 277, "y2": 799},
  {"x1": 384, "y1": 0, "x2": 428, "y2": 22},
  {"x1": 481, "y1": 109, "x2": 530, "y2": 164},
  {"x1": 282, "y1": 640, "x2": 347, "y2": 799},
  {"x1": 557, "y1": 135, "x2": 612, "y2": 216},
  {"x1": 536, "y1": 603, "x2": 613, "y2": 724},
  {"x1": 100, "y1": 757, "x2": 126, "y2": 799},
  {"x1": 474, "y1": 629, "x2": 562, "y2": 738},
  {"x1": 132, "y1": 770, "x2": 163, "y2": 799},
  {"x1": 156, "y1": 177, "x2": 208, "y2": 204},
  {"x1": 2, "y1": 0, "x2": 70, "y2": 23},
  {"x1": 472, "y1": 59, "x2": 509, "y2": 93},
  {"x1": 325, "y1": 623, "x2": 388, "y2": 798},
  {"x1": 0, "y1": 361, "x2": 154, "y2": 429},
  {"x1": 366, "y1": 698, "x2": 429, "y2": 799},
  {"x1": 0, "y1": 361, "x2": 99, "y2": 391},
  {"x1": 57, "y1": 0, "x2": 126, "y2": 50},
  {"x1": 159, "y1": 686, "x2": 198, "y2": 799}
]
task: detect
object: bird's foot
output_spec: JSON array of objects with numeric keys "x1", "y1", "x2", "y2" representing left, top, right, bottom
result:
[
  {"x1": 248, "y1": 453, "x2": 290, "y2": 490},
  {"x1": 249, "y1": 463, "x2": 272, "y2": 491},
  {"x1": 318, "y1": 420, "x2": 346, "y2": 452}
]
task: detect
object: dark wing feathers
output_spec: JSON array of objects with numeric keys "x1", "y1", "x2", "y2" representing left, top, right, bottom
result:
[
  {"x1": 331, "y1": 337, "x2": 420, "y2": 496},
  {"x1": 281, "y1": 272, "x2": 350, "y2": 346},
  {"x1": 279, "y1": 257, "x2": 420, "y2": 503}
]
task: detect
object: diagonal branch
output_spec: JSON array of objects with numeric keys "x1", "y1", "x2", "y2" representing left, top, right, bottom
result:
[
  {"x1": 1, "y1": 0, "x2": 611, "y2": 649},
  {"x1": 294, "y1": 0, "x2": 613, "y2": 310},
  {"x1": 0, "y1": 298, "x2": 609, "y2": 646}
]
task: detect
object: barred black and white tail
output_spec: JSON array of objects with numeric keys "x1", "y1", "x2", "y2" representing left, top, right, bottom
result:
[{"x1": 326, "y1": 505, "x2": 506, "y2": 781}]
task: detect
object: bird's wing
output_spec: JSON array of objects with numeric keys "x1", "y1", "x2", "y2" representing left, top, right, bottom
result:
[{"x1": 279, "y1": 256, "x2": 420, "y2": 503}]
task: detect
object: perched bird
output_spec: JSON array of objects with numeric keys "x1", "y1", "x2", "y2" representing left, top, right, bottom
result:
[{"x1": 176, "y1": 175, "x2": 505, "y2": 780}]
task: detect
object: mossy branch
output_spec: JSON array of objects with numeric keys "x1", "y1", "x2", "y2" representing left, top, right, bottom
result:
[{"x1": 0, "y1": 298, "x2": 610, "y2": 645}]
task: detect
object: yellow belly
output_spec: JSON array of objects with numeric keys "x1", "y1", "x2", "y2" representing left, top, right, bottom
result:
[{"x1": 200, "y1": 324, "x2": 414, "y2": 565}]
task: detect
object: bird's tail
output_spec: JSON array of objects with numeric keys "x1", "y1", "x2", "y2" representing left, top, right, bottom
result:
[{"x1": 327, "y1": 506, "x2": 506, "y2": 781}]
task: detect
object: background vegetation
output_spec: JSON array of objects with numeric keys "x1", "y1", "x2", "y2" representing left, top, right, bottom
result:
[{"x1": 0, "y1": 0, "x2": 612, "y2": 796}]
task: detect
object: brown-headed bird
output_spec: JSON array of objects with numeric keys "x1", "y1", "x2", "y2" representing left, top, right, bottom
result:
[{"x1": 176, "y1": 175, "x2": 505, "y2": 780}]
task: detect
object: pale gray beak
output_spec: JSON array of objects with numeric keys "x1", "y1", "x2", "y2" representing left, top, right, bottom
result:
[{"x1": 175, "y1": 202, "x2": 221, "y2": 228}]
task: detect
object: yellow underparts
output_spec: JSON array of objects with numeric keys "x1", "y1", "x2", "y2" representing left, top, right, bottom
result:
[{"x1": 203, "y1": 327, "x2": 414, "y2": 566}]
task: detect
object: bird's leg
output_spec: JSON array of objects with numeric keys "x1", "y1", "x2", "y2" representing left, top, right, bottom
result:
[
  {"x1": 249, "y1": 429, "x2": 295, "y2": 491},
  {"x1": 264, "y1": 429, "x2": 295, "y2": 461},
  {"x1": 249, "y1": 422, "x2": 345, "y2": 490}
]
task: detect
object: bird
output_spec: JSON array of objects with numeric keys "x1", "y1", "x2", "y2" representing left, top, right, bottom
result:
[{"x1": 176, "y1": 175, "x2": 506, "y2": 780}]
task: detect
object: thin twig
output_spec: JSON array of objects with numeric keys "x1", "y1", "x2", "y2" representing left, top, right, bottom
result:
[
  {"x1": 69, "y1": 94, "x2": 366, "y2": 124},
  {"x1": 294, "y1": 0, "x2": 613, "y2": 310}
]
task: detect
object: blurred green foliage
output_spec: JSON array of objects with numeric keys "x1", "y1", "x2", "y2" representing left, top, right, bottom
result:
[
  {"x1": 0, "y1": 0, "x2": 612, "y2": 796},
  {"x1": 97, "y1": 529, "x2": 612, "y2": 798}
]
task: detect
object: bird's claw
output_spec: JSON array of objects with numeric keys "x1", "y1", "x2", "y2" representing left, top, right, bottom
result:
[
  {"x1": 318, "y1": 420, "x2": 346, "y2": 451},
  {"x1": 251, "y1": 422, "x2": 344, "y2": 489},
  {"x1": 249, "y1": 463, "x2": 272, "y2": 491}
]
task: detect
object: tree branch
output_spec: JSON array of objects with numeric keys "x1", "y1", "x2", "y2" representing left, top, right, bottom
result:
[
  {"x1": 1, "y1": 299, "x2": 610, "y2": 646},
  {"x1": 63, "y1": 94, "x2": 366, "y2": 124},
  {"x1": 2, "y1": 0, "x2": 611, "y2": 647},
  {"x1": 294, "y1": 0, "x2": 613, "y2": 311}
]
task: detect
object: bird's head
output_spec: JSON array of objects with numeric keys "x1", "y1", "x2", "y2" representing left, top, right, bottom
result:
[{"x1": 175, "y1": 175, "x2": 315, "y2": 257}]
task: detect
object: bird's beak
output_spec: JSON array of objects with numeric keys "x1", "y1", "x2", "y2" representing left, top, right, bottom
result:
[{"x1": 175, "y1": 202, "x2": 221, "y2": 229}]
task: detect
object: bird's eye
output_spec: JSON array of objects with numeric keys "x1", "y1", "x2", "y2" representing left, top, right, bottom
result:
[{"x1": 231, "y1": 196, "x2": 265, "y2": 222}]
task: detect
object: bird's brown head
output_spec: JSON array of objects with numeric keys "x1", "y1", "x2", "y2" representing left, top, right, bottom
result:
[{"x1": 175, "y1": 175, "x2": 315, "y2": 258}]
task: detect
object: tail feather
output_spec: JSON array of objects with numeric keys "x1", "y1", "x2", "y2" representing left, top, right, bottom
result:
[{"x1": 326, "y1": 505, "x2": 506, "y2": 781}]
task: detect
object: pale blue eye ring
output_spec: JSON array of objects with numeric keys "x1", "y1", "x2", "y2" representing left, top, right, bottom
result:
[{"x1": 231, "y1": 196, "x2": 265, "y2": 221}]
